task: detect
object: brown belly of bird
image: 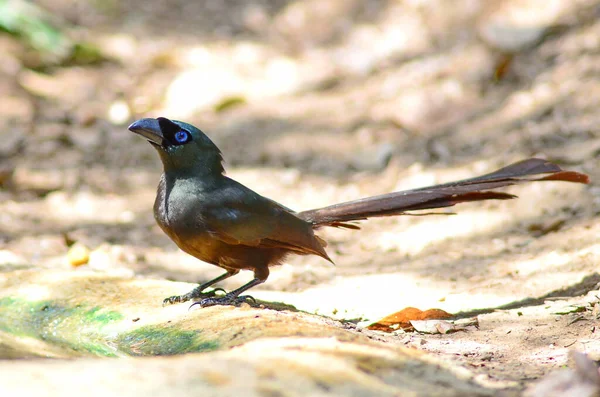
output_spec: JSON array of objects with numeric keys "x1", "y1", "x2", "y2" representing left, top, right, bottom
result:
[{"x1": 156, "y1": 218, "x2": 288, "y2": 272}]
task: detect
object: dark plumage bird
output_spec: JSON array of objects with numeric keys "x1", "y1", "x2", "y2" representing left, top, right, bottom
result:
[{"x1": 129, "y1": 117, "x2": 589, "y2": 308}]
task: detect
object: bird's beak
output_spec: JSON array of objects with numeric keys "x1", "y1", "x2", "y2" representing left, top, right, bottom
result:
[{"x1": 128, "y1": 118, "x2": 165, "y2": 146}]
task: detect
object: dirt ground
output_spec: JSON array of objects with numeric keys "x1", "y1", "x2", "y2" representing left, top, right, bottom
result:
[{"x1": 1, "y1": 0, "x2": 600, "y2": 393}]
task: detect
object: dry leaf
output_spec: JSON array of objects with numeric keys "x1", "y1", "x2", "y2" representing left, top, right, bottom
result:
[
  {"x1": 367, "y1": 307, "x2": 452, "y2": 332},
  {"x1": 411, "y1": 320, "x2": 456, "y2": 334},
  {"x1": 554, "y1": 305, "x2": 587, "y2": 315}
]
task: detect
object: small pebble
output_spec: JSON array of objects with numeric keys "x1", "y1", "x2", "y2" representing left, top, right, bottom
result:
[{"x1": 67, "y1": 243, "x2": 90, "y2": 267}]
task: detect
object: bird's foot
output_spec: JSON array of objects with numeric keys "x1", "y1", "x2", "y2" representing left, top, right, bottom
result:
[
  {"x1": 163, "y1": 287, "x2": 226, "y2": 306},
  {"x1": 189, "y1": 294, "x2": 256, "y2": 309}
]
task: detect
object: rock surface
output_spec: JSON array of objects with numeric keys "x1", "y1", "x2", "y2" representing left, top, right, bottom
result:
[{"x1": 0, "y1": 269, "x2": 497, "y2": 396}]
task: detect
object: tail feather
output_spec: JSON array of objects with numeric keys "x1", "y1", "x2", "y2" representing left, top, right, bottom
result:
[{"x1": 298, "y1": 158, "x2": 589, "y2": 228}]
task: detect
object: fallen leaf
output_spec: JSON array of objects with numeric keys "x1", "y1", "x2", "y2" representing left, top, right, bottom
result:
[
  {"x1": 554, "y1": 306, "x2": 587, "y2": 315},
  {"x1": 214, "y1": 96, "x2": 247, "y2": 113},
  {"x1": 493, "y1": 54, "x2": 513, "y2": 81},
  {"x1": 528, "y1": 219, "x2": 566, "y2": 237},
  {"x1": 421, "y1": 309, "x2": 453, "y2": 320},
  {"x1": 411, "y1": 320, "x2": 456, "y2": 334},
  {"x1": 367, "y1": 307, "x2": 452, "y2": 332}
]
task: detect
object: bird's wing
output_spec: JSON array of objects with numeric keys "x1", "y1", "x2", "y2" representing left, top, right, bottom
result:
[{"x1": 201, "y1": 180, "x2": 331, "y2": 261}]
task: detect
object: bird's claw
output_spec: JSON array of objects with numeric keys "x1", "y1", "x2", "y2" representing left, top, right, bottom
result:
[
  {"x1": 189, "y1": 294, "x2": 256, "y2": 310},
  {"x1": 162, "y1": 288, "x2": 225, "y2": 307},
  {"x1": 163, "y1": 295, "x2": 182, "y2": 306}
]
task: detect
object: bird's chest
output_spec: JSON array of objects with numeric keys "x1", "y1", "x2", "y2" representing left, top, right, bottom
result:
[
  {"x1": 153, "y1": 176, "x2": 211, "y2": 246},
  {"x1": 153, "y1": 186, "x2": 236, "y2": 267}
]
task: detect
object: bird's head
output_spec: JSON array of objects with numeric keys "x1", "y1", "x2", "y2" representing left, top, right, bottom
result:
[{"x1": 129, "y1": 117, "x2": 224, "y2": 175}]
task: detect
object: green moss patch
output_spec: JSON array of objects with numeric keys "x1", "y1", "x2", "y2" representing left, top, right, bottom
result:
[
  {"x1": 0, "y1": 297, "x2": 220, "y2": 357},
  {"x1": 117, "y1": 326, "x2": 219, "y2": 356}
]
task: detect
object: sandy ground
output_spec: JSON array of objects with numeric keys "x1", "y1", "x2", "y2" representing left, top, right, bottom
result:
[{"x1": 1, "y1": 0, "x2": 600, "y2": 392}]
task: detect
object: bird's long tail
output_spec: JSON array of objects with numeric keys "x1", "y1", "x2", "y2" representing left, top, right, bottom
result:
[{"x1": 298, "y1": 158, "x2": 589, "y2": 228}]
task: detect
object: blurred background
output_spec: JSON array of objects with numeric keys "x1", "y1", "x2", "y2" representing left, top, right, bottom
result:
[{"x1": 0, "y1": 0, "x2": 599, "y2": 320}]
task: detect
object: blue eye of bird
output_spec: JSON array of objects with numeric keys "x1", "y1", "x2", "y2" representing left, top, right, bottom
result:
[{"x1": 174, "y1": 130, "x2": 189, "y2": 143}]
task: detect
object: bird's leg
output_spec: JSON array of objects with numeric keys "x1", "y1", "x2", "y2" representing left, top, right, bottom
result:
[
  {"x1": 191, "y1": 278, "x2": 263, "y2": 308},
  {"x1": 163, "y1": 269, "x2": 239, "y2": 306},
  {"x1": 192, "y1": 266, "x2": 268, "y2": 308}
]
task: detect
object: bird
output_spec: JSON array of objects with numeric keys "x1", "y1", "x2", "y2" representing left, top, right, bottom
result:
[{"x1": 129, "y1": 117, "x2": 589, "y2": 308}]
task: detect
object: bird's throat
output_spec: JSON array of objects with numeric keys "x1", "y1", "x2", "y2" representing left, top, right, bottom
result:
[{"x1": 156, "y1": 147, "x2": 225, "y2": 177}]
